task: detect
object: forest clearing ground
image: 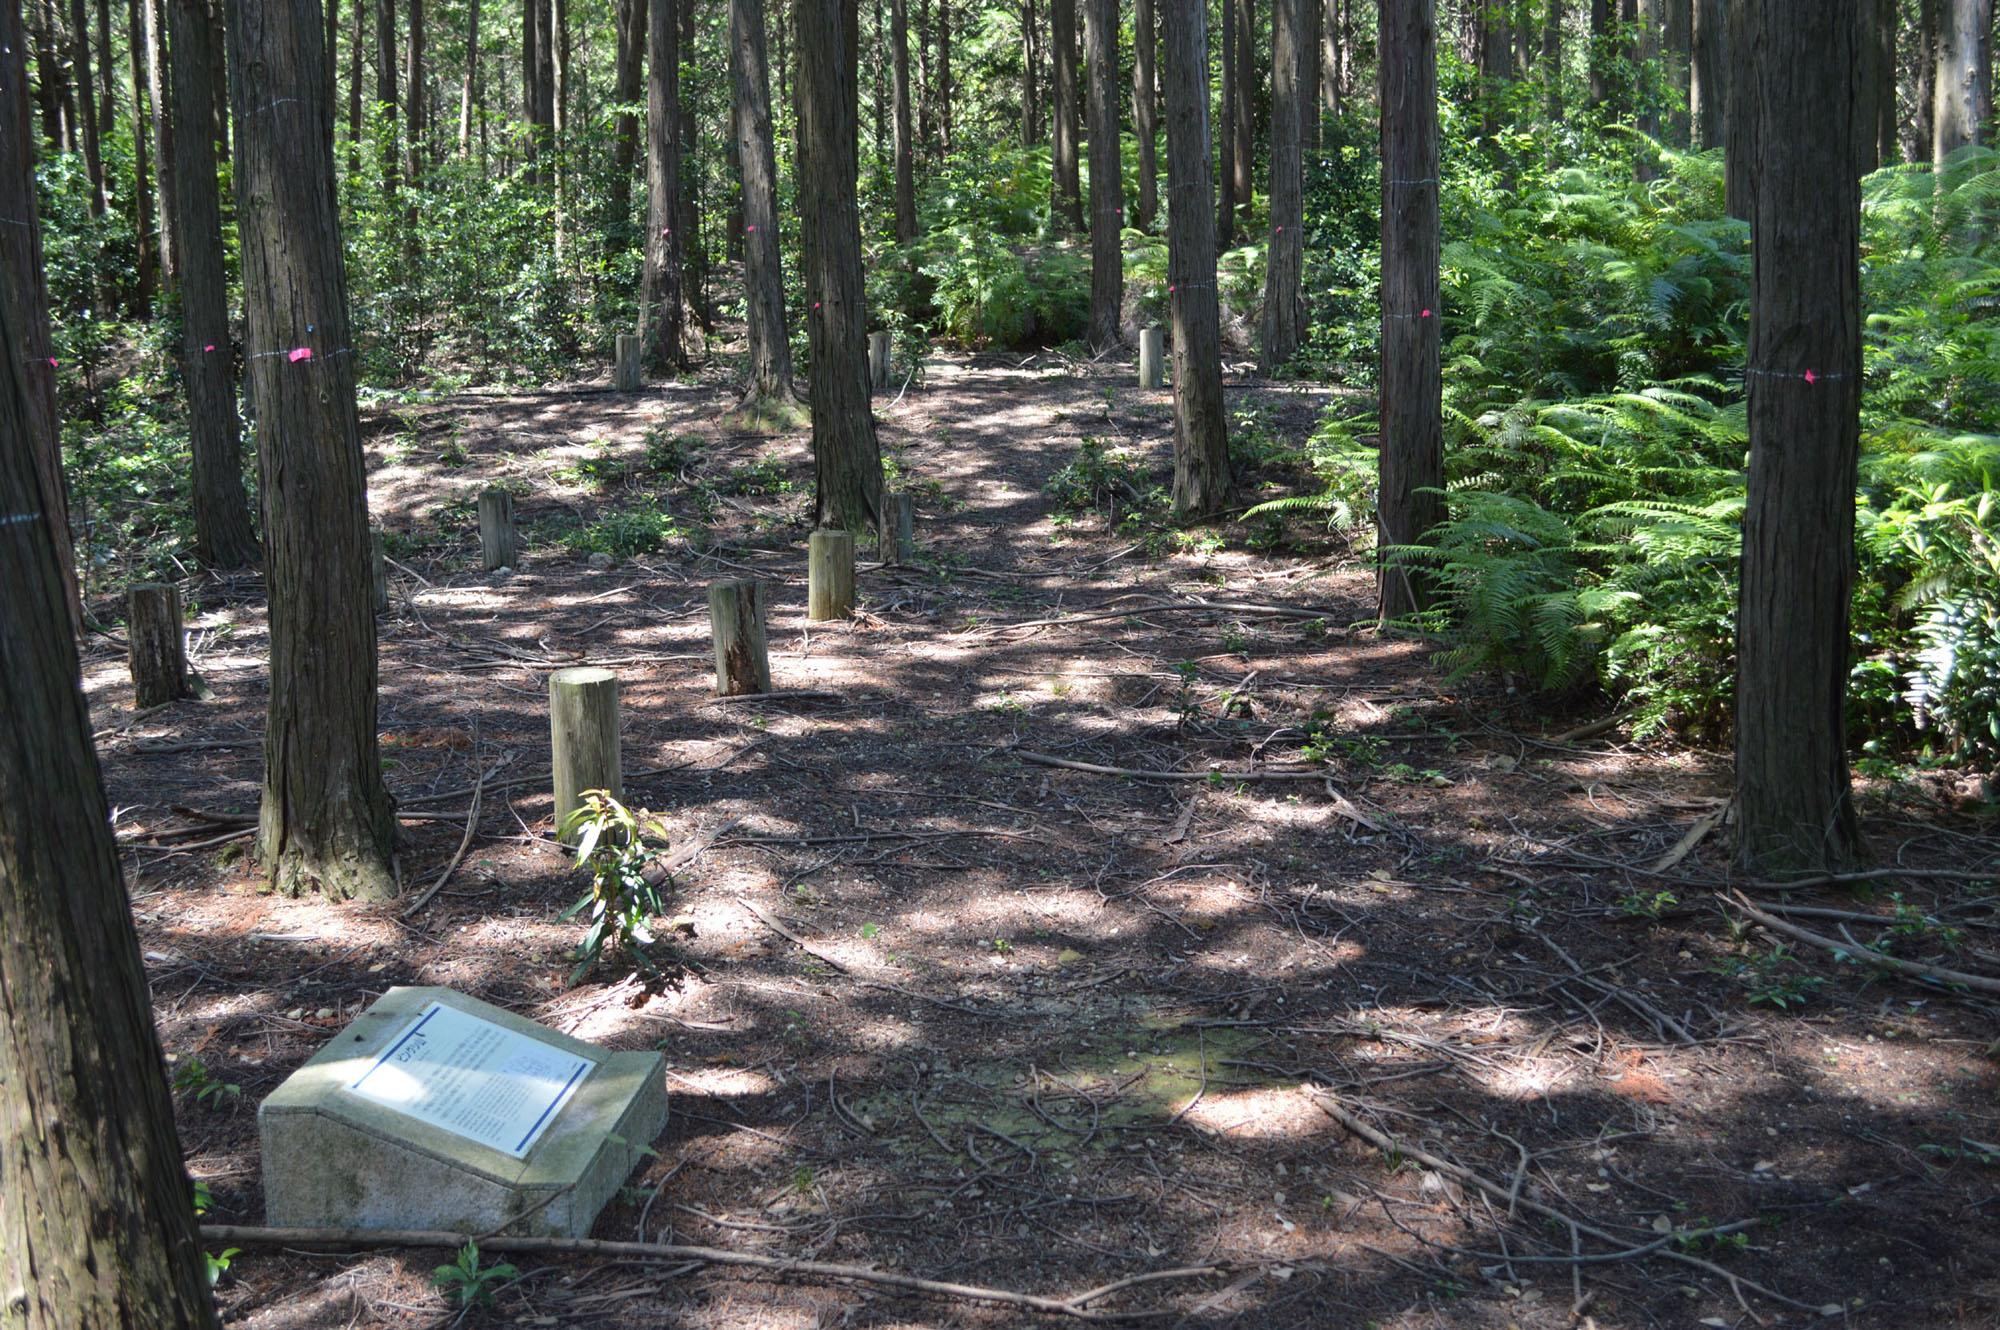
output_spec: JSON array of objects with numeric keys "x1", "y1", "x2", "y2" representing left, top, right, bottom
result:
[{"x1": 84, "y1": 348, "x2": 2000, "y2": 1329}]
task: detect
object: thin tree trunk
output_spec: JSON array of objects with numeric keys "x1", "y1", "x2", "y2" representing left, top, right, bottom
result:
[
  {"x1": 347, "y1": 0, "x2": 363, "y2": 171},
  {"x1": 1300, "y1": 0, "x2": 1319, "y2": 148},
  {"x1": 1051, "y1": 0, "x2": 1082, "y2": 229},
  {"x1": 1543, "y1": 0, "x2": 1563, "y2": 118},
  {"x1": 914, "y1": 0, "x2": 931, "y2": 143},
  {"x1": 127, "y1": 0, "x2": 158, "y2": 307},
  {"x1": 891, "y1": 0, "x2": 915, "y2": 240},
  {"x1": 1377, "y1": 0, "x2": 1442, "y2": 621},
  {"x1": 1219, "y1": 0, "x2": 1235, "y2": 241},
  {"x1": 144, "y1": 0, "x2": 175, "y2": 286},
  {"x1": 375, "y1": 0, "x2": 398, "y2": 194},
  {"x1": 326, "y1": 0, "x2": 339, "y2": 135},
  {"x1": 1229, "y1": 0, "x2": 1252, "y2": 234},
  {"x1": 228, "y1": 0, "x2": 398, "y2": 902},
  {"x1": 0, "y1": 0, "x2": 81, "y2": 634},
  {"x1": 459, "y1": 0, "x2": 480, "y2": 156},
  {"x1": 1260, "y1": 0, "x2": 1303, "y2": 370},
  {"x1": 1873, "y1": 0, "x2": 1897, "y2": 165},
  {"x1": 1021, "y1": 0, "x2": 1039, "y2": 146},
  {"x1": 404, "y1": 0, "x2": 423, "y2": 182},
  {"x1": 1690, "y1": 0, "x2": 1721, "y2": 148},
  {"x1": 733, "y1": 0, "x2": 792, "y2": 403},
  {"x1": 1933, "y1": 0, "x2": 1992, "y2": 163},
  {"x1": 1724, "y1": 0, "x2": 1752, "y2": 218},
  {"x1": 1160, "y1": 0, "x2": 1229, "y2": 517},
  {"x1": 29, "y1": 2, "x2": 64, "y2": 146},
  {"x1": 1084, "y1": 0, "x2": 1122, "y2": 349},
  {"x1": 872, "y1": 0, "x2": 886, "y2": 163},
  {"x1": 937, "y1": 0, "x2": 951, "y2": 153},
  {"x1": 610, "y1": 0, "x2": 641, "y2": 215},
  {"x1": 94, "y1": 0, "x2": 112, "y2": 158},
  {"x1": 642, "y1": 0, "x2": 683, "y2": 368},
  {"x1": 168, "y1": 0, "x2": 256, "y2": 569},
  {"x1": 1, "y1": 249, "x2": 221, "y2": 1330},
  {"x1": 1735, "y1": 0, "x2": 1864, "y2": 874},
  {"x1": 1588, "y1": 0, "x2": 1610, "y2": 106},
  {"x1": 1913, "y1": 0, "x2": 1937, "y2": 162},
  {"x1": 1133, "y1": 0, "x2": 1158, "y2": 228},
  {"x1": 795, "y1": 0, "x2": 885, "y2": 532},
  {"x1": 69, "y1": 0, "x2": 105, "y2": 212},
  {"x1": 1325, "y1": 0, "x2": 1343, "y2": 116},
  {"x1": 677, "y1": 0, "x2": 703, "y2": 331},
  {"x1": 1664, "y1": 0, "x2": 1689, "y2": 145}
]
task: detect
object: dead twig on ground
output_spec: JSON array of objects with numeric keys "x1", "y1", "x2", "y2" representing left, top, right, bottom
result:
[
  {"x1": 1727, "y1": 891, "x2": 2000, "y2": 996},
  {"x1": 1016, "y1": 751, "x2": 1326, "y2": 783},
  {"x1": 402, "y1": 753, "x2": 499, "y2": 918}
]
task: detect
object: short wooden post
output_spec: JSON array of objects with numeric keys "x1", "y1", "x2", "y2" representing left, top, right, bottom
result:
[
  {"x1": 868, "y1": 330, "x2": 893, "y2": 391},
  {"x1": 808, "y1": 528, "x2": 855, "y2": 621},
  {"x1": 1138, "y1": 325, "x2": 1165, "y2": 388},
  {"x1": 550, "y1": 666, "x2": 622, "y2": 838},
  {"x1": 127, "y1": 582, "x2": 190, "y2": 708},
  {"x1": 708, "y1": 579, "x2": 772, "y2": 695},
  {"x1": 478, "y1": 488, "x2": 516, "y2": 570},
  {"x1": 370, "y1": 529, "x2": 389, "y2": 615},
  {"x1": 614, "y1": 333, "x2": 643, "y2": 391},
  {"x1": 878, "y1": 492, "x2": 915, "y2": 565}
]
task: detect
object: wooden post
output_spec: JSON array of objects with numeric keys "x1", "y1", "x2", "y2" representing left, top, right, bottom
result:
[
  {"x1": 868, "y1": 330, "x2": 893, "y2": 391},
  {"x1": 878, "y1": 491, "x2": 915, "y2": 565},
  {"x1": 370, "y1": 529, "x2": 389, "y2": 614},
  {"x1": 807, "y1": 528, "x2": 855, "y2": 620},
  {"x1": 614, "y1": 332, "x2": 643, "y2": 390},
  {"x1": 1138, "y1": 324, "x2": 1165, "y2": 388},
  {"x1": 550, "y1": 666, "x2": 622, "y2": 838},
  {"x1": 478, "y1": 488, "x2": 516, "y2": 570},
  {"x1": 127, "y1": 583, "x2": 190, "y2": 708},
  {"x1": 708, "y1": 579, "x2": 772, "y2": 695}
]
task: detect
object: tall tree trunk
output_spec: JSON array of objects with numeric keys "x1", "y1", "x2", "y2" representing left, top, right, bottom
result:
[
  {"x1": 1160, "y1": 0, "x2": 1229, "y2": 516},
  {"x1": 1735, "y1": 0, "x2": 1864, "y2": 874},
  {"x1": 347, "y1": 0, "x2": 363, "y2": 171},
  {"x1": 733, "y1": 0, "x2": 793, "y2": 404},
  {"x1": 1664, "y1": 0, "x2": 1689, "y2": 145},
  {"x1": 914, "y1": 0, "x2": 931, "y2": 143},
  {"x1": 94, "y1": 0, "x2": 112, "y2": 164},
  {"x1": 143, "y1": 0, "x2": 175, "y2": 286},
  {"x1": 1634, "y1": 0, "x2": 1660, "y2": 159},
  {"x1": 1084, "y1": 0, "x2": 1122, "y2": 349},
  {"x1": 1933, "y1": 0, "x2": 1992, "y2": 164},
  {"x1": 1021, "y1": 0, "x2": 1039, "y2": 145},
  {"x1": 29, "y1": 3, "x2": 63, "y2": 146},
  {"x1": 1, "y1": 249, "x2": 221, "y2": 1330},
  {"x1": 1300, "y1": 0, "x2": 1319, "y2": 148},
  {"x1": 1051, "y1": 0, "x2": 1082, "y2": 229},
  {"x1": 1912, "y1": 0, "x2": 1938, "y2": 161},
  {"x1": 1690, "y1": 0, "x2": 1721, "y2": 148},
  {"x1": 1377, "y1": 0, "x2": 1442, "y2": 621},
  {"x1": 1543, "y1": 0, "x2": 1563, "y2": 118},
  {"x1": 459, "y1": 0, "x2": 481, "y2": 157},
  {"x1": 127, "y1": 0, "x2": 158, "y2": 307},
  {"x1": 326, "y1": 0, "x2": 339, "y2": 134},
  {"x1": 375, "y1": 0, "x2": 398, "y2": 194},
  {"x1": 872, "y1": 0, "x2": 886, "y2": 163},
  {"x1": 1588, "y1": 0, "x2": 1610, "y2": 106},
  {"x1": 1228, "y1": 0, "x2": 1252, "y2": 234},
  {"x1": 891, "y1": 0, "x2": 915, "y2": 240},
  {"x1": 1723, "y1": 0, "x2": 1752, "y2": 218},
  {"x1": 1133, "y1": 0, "x2": 1157, "y2": 228},
  {"x1": 677, "y1": 0, "x2": 703, "y2": 331},
  {"x1": 795, "y1": 0, "x2": 885, "y2": 532},
  {"x1": 228, "y1": 0, "x2": 398, "y2": 902},
  {"x1": 610, "y1": 0, "x2": 641, "y2": 216},
  {"x1": 1261, "y1": 0, "x2": 1303, "y2": 370},
  {"x1": 1325, "y1": 0, "x2": 1343, "y2": 116},
  {"x1": 404, "y1": 0, "x2": 423, "y2": 182},
  {"x1": 0, "y1": 0, "x2": 81, "y2": 634},
  {"x1": 1218, "y1": 0, "x2": 1235, "y2": 239},
  {"x1": 69, "y1": 0, "x2": 105, "y2": 212},
  {"x1": 168, "y1": 0, "x2": 256, "y2": 569},
  {"x1": 1872, "y1": 0, "x2": 1897, "y2": 165},
  {"x1": 642, "y1": 0, "x2": 682, "y2": 367},
  {"x1": 937, "y1": 0, "x2": 951, "y2": 153}
]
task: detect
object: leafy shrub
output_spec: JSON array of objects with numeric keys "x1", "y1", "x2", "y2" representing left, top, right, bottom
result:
[{"x1": 563, "y1": 503, "x2": 689, "y2": 558}]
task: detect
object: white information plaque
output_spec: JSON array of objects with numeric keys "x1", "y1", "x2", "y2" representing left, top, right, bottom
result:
[{"x1": 344, "y1": 1001, "x2": 594, "y2": 1158}]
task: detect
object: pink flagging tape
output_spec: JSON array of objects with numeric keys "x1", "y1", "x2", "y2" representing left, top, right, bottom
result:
[{"x1": 288, "y1": 348, "x2": 313, "y2": 362}]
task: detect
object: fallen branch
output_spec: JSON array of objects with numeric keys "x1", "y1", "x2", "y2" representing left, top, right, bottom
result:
[
  {"x1": 198, "y1": 1224, "x2": 1221, "y2": 1319},
  {"x1": 401, "y1": 756, "x2": 496, "y2": 918},
  {"x1": 1303, "y1": 1089, "x2": 1824, "y2": 1315},
  {"x1": 1727, "y1": 891, "x2": 2000, "y2": 996},
  {"x1": 1016, "y1": 751, "x2": 1325, "y2": 783},
  {"x1": 740, "y1": 897, "x2": 852, "y2": 974},
  {"x1": 701, "y1": 690, "x2": 846, "y2": 706}
]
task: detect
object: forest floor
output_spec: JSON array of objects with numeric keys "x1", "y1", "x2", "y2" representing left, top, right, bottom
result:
[{"x1": 87, "y1": 340, "x2": 2000, "y2": 1329}]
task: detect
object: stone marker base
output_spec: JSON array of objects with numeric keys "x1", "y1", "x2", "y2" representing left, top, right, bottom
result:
[{"x1": 259, "y1": 986, "x2": 666, "y2": 1238}]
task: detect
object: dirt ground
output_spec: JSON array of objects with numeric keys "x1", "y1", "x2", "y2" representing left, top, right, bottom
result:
[{"x1": 88, "y1": 343, "x2": 2000, "y2": 1329}]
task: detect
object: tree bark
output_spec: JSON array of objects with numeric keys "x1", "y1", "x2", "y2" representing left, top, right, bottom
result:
[
  {"x1": 642, "y1": 0, "x2": 684, "y2": 369},
  {"x1": 1735, "y1": 0, "x2": 1864, "y2": 874},
  {"x1": 733, "y1": 0, "x2": 794, "y2": 403},
  {"x1": 168, "y1": 0, "x2": 257, "y2": 568},
  {"x1": 1051, "y1": 0, "x2": 1083, "y2": 229},
  {"x1": 610, "y1": 0, "x2": 641, "y2": 216},
  {"x1": 1084, "y1": 0, "x2": 1123, "y2": 349},
  {"x1": 1218, "y1": 0, "x2": 1235, "y2": 239},
  {"x1": 1226, "y1": 0, "x2": 1252, "y2": 238},
  {"x1": 891, "y1": 0, "x2": 915, "y2": 240},
  {"x1": 347, "y1": 0, "x2": 363, "y2": 171},
  {"x1": 1133, "y1": 0, "x2": 1158, "y2": 228},
  {"x1": 458, "y1": 0, "x2": 480, "y2": 157},
  {"x1": 1588, "y1": 0, "x2": 1610, "y2": 106},
  {"x1": 1913, "y1": 0, "x2": 1937, "y2": 161},
  {"x1": 29, "y1": 2, "x2": 64, "y2": 147},
  {"x1": 1542, "y1": 0, "x2": 1563, "y2": 117},
  {"x1": 0, "y1": 281, "x2": 221, "y2": 1330},
  {"x1": 1377, "y1": 0, "x2": 1443, "y2": 621},
  {"x1": 127, "y1": 0, "x2": 158, "y2": 306},
  {"x1": 1933, "y1": 0, "x2": 1992, "y2": 164},
  {"x1": 0, "y1": 1, "x2": 82, "y2": 635},
  {"x1": 144, "y1": 0, "x2": 176, "y2": 286},
  {"x1": 1663, "y1": 0, "x2": 1689, "y2": 145},
  {"x1": 1724, "y1": 0, "x2": 1753, "y2": 220},
  {"x1": 936, "y1": 0, "x2": 951, "y2": 153},
  {"x1": 1160, "y1": 0, "x2": 1229, "y2": 517},
  {"x1": 228, "y1": 0, "x2": 398, "y2": 902},
  {"x1": 375, "y1": 0, "x2": 399, "y2": 199},
  {"x1": 1690, "y1": 0, "x2": 1721, "y2": 148},
  {"x1": 676, "y1": 0, "x2": 704, "y2": 332},
  {"x1": 796, "y1": 0, "x2": 886, "y2": 532},
  {"x1": 403, "y1": 0, "x2": 423, "y2": 183},
  {"x1": 69, "y1": 0, "x2": 106, "y2": 213},
  {"x1": 1260, "y1": 0, "x2": 1303, "y2": 371},
  {"x1": 1021, "y1": 0, "x2": 1039, "y2": 145},
  {"x1": 1300, "y1": 0, "x2": 1320, "y2": 148}
]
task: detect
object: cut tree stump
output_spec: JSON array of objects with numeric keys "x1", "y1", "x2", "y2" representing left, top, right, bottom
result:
[
  {"x1": 868, "y1": 330, "x2": 892, "y2": 391},
  {"x1": 808, "y1": 529, "x2": 855, "y2": 621},
  {"x1": 127, "y1": 583, "x2": 190, "y2": 708},
  {"x1": 478, "y1": 489, "x2": 516, "y2": 570},
  {"x1": 614, "y1": 333, "x2": 643, "y2": 391},
  {"x1": 370, "y1": 530, "x2": 389, "y2": 614},
  {"x1": 1138, "y1": 325, "x2": 1165, "y2": 388},
  {"x1": 878, "y1": 492, "x2": 915, "y2": 565},
  {"x1": 709, "y1": 579, "x2": 772, "y2": 696},
  {"x1": 550, "y1": 667, "x2": 622, "y2": 838}
]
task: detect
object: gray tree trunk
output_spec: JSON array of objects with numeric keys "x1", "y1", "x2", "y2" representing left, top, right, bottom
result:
[
  {"x1": 229, "y1": 0, "x2": 398, "y2": 902},
  {"x1": 1933, "y1": 0, "x2": 1992, "y2": 164},
  {"x1": 1690, "y1": 0, "x2": 1722, "y2": 149},
  {"x1": 643, "y1": 0, "x2": 684, "y2": 369},
  {"x1": 1228, "y1": 0, "x2": 1253, "y2": 237},
  {"x1": 1084, "y1": 0, "x2": 1123, "y2": 349},
  {"x1": 127, "y1": 0, "x2": 158, "y2": 305},
  {"x1": 1735, "y1": 0, "x2": 1865, "y2": 874},
  {"x1": 1051, "y1": 0, "x2": 1083, "y2": 229},
  {"x1": 733, "y1": 0, "x2": 794, "y2": 404},
  {"x1": 1133, "y1": 0, "x2": 1158, "y2": 228},
  {"x1": 68, "y1": 0, "x2": 105, "y2": 213},
  {"x1": 892, "y1": 0, "x2": 916, "y2": 241},
  {"x1": 145, "y1": 0, "x2": 176, "y2": 286},
  {"x1": 1377, "y1": 0, "x2": 1443, "y2": 620},
  {"x1": 1160, "y1": 0, "x2": 1229, "y2": 516},
  {"x1": 1260, "y1": 0, "x2": 1304, "y2": 371}
]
